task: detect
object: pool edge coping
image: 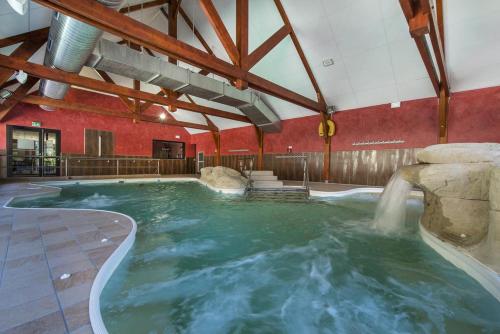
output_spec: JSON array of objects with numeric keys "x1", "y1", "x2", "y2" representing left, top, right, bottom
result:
[{"x1": 420, "y1": 225, "x2": 500, "y2": 302}]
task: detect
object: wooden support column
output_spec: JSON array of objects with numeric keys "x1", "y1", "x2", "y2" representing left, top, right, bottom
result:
[
  {"x1": 438, "y1": 87, "x2": 449, "y2": 143},
  {"x1": 199, "y1": 108, "x2": 221, "y2": 166},
  {"x1": 236, "y1": 0, "x2": 248, "y2": 89},
  {"x1": 321, "y1": 113, "x2": 331, "y2": 182},
  {"x1": 255, "y1": 126, "x2": 264, "y2": 171},
  {"x1": 212, "y1": 131, "x2": 221, "y2": 166},
  {"x1": 133, "y1": 79, "x2": 141, "y2": 123}
]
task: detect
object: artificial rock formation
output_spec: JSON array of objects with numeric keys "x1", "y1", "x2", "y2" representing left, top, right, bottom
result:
[
  {"x1": 200, "y1": 166, "x2": 248, "y2": 190},
  {"x1": 401, "y1": 143, "x2": 500, "y2": 247}
]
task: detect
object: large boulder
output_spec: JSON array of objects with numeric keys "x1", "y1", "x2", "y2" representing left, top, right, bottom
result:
[
  {"x1": 417, "y1": 143, "x2": 500, "y2": 164},
  {"x1": 400, "y1": 143, "x2": 500, "y2": 247},
  {"x1": 200, "y1": 166, "x2": 247, "y2": 190}
]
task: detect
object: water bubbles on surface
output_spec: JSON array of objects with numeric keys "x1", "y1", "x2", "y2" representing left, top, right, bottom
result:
[{"x1": 80, "y1": 193, "x2": 117, "y2": 208}]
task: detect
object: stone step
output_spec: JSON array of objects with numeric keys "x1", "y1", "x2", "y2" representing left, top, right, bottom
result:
[
  {"x1": 251, "y1": 175, "x2": 278, "y2": 181},
  {"x1": 252, "y1": 180, "x2": 284, "y2": 188},
  {"x1": 244, "y1": 170, "x2": 274, "y2": 176}
]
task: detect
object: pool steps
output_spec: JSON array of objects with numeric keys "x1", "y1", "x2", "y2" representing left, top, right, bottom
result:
[
  {"x1": 244, "y1": 170, "x2": 284, "y2": 188},
  {"x1": 244, "y1": 170, "x2": 310, "y2": 200}
]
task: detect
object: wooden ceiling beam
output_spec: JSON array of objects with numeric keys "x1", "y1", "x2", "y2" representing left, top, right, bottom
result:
[
  {"x1": 245, "y1": 25, "x2": 291, "y2": 70},
  {"x1": 413, "y1": 35, "x2": 440, "y2": 95},
  {"x1": 0, "y1": 55, "x2": 251, "y2": 123},
  {"x1": 198, "y1": 0, "x2": 239, "y2": 65},
  {"x1": 273, "y1": 0, "x2": 326, "y2": 107},
  {"x1": 0, "y1": 76, "x2": 39, "y2": 122},
  {"x1": 427, "y1": 1, "x2": 449, "y2": 95},
  {"x1": 119, "y1": 0, "x2": 168, "y2": 14},
  {"x1": 185, "y1": 94, "x2": 218, "y2": 130},
  {"x1": 0, "y1": 79, "x2": 17, "y2": 90},
  {"x1": 33, "y1": 0, "x2": 323, "y2": 112},
  {"x1": 0, "y1": 39, "x2": 46, "y2": 86},
  {"x1": 18, "y1": 94, "x2": 213, "y2": 131},
  {"x1": 95, "y1": 70, "x2": 134, "y2": 110},
  {"x1": 0, "y1": 27, "x2": 49, "y2": 48},
  {"x1": 400, "y1": 0, "x2": 440, "y2": 95}
]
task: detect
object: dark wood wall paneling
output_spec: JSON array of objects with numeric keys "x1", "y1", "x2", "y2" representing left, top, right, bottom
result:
[
  {"x1": 60, "y1": 156, "x2": 196, "y2": 177},
  {"x1": 201, "y1": 148, "x2": 419, "y2": 186}
]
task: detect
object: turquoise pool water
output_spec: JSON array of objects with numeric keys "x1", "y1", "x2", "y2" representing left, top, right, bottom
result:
[{"x1": 13, "y1": 182, "x2": 500, "y2": 333}]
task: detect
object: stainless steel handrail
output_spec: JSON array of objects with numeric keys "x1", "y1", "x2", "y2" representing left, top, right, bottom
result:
[{"x1": 0, "y1": 155, "x2": 171, "y2": 177}]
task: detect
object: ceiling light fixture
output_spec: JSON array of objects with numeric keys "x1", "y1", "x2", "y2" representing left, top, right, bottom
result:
[{"x1": 159, "y1": 112, "x2": 166, "y2": 120}]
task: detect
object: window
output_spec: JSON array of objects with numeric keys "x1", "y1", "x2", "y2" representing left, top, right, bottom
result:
[{"x1": 152, "y1": 140, "x2": 185, "y2": 159}]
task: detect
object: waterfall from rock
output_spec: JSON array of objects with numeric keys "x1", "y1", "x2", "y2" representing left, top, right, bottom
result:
[{"x1": 373, "y1": 171, "x2": 413, "y2": 234}]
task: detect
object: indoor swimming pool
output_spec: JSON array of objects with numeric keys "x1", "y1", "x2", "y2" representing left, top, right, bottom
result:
[{"x1": 12, "y1": 181, "x2": 500, "y2": 334}]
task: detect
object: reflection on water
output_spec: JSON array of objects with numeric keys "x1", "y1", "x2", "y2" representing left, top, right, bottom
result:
[{"x1": 13, "y1": 182, "x2": 500, "y2": 334}]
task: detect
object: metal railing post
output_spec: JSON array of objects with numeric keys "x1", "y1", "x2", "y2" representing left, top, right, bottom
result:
[
  {"x1": 157, "y1": 160, "x2": 160, "y2": 175},
  {"x1": 116, "y1": 159, "x2": 119, "y2": 175},
  {"x1": 65, "y1": 156, "x2": 69, "y2": 178}
]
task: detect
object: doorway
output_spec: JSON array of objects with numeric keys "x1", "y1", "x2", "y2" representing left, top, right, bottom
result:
[
  {"x1": 197, "y1": 151, "x2": 204, "y2": 173},
  {"x1": 7, "y1": 125, "x2": 61, "y2": 177}
]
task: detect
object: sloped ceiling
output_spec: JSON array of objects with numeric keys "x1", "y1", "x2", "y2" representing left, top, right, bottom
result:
[{"x1": 1, "y1": 0, "x2": 500, "y2": 133}]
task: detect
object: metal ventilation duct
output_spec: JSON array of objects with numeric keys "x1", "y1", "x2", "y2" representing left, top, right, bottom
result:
[
  {"x1": 39, "y1": 0, "x2": 124, "y2": 110},
  {"x1": 86, "y1": 39, "x2": 281, "y2": 132}
]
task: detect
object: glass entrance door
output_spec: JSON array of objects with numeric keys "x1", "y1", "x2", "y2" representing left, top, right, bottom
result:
[
  {"x1": 7, "y1": 126, "x2": 61, "y2": 177},
  {"x1": 42, "y1": 130, "x2": 60, "y2": 176}
]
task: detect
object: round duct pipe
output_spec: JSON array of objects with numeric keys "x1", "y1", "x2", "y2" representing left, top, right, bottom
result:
[{"x1": 39, "y1": 0, "x2": 124, "y2": 110}]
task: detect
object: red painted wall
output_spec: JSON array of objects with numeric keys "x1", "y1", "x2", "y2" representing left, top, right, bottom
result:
[
  {"x1": 448, "y1": 86, "x2": 500, "y2": 143},
  {"x1": 191, "y1": 96, "x2": 439, "y2": 154},
  {"x1": 2, "y1": 86, "x2": 499, "y2": 159},
  {"x1": 0, "y1": 89, "x2": 193, "y2": 157}
]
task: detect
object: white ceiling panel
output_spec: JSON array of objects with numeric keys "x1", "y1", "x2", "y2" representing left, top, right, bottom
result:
[
  {"x1": 445, "y1": 0, "x2": 500, "y2": 92},
  {"x1": 1, "y1": 0, "x2": 500, "y2": 132}
]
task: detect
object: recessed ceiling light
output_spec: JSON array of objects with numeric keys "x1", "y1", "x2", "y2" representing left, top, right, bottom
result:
[
  {"x1": 322, "y1": 58, "x2": 335, "y2": 67},
  {"x1": 391, "y1": 102, "x2": 401, "y2": 108},
  {"x1": 159, "y1": 112, "x2": 166, "y2": 120}
]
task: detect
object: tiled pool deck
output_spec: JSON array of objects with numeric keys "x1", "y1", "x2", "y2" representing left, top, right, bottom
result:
[{"x1": 0, "y1": 183, "x2": 133, "y2": 334}]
